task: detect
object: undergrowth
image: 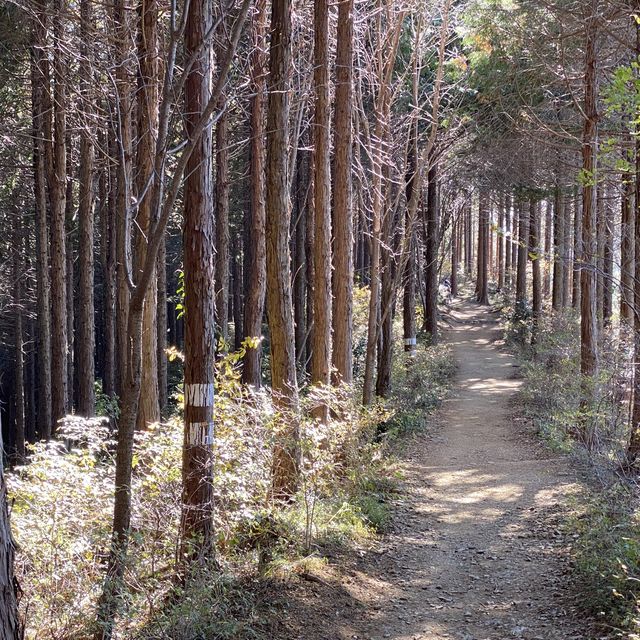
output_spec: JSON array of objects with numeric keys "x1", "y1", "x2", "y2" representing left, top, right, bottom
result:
[
  {"x1": 10, "y1": 307, "x2": 454, "y2": 639},
  {"x1": 504, "y1": 305, "x2": 640, "y2": 638}
]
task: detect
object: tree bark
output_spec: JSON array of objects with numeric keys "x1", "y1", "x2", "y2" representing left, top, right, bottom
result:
[
  {"x1": 530, "y1": 200, "x2": 542, "y2": 344},
  {"x1": 181, "y1": 0, "x2": 215, "y2": 557},
  {"x1": 620, "y1": 157, "x2": 635, "y2": 327},
  {"x1": 476, "y1": 189, "x2": 489, "y2": 305},
  {"x1": 552, "y1": 187, "x2": 564, "y2": 312},
  {"x1": 49, "y1": 0, "x2": 68, "y2": 428},
  {"x1": 265, "y1": 0, "x2": 300, "y2": 495},
  {"x1": 311, "y1": 0, "x2": 332, "y2": 410},
  {"x1": 516, "y1": 200, "x2": 528, "y2": 306},
  {"x1": 424, "y1": 164, "x2": 439, "y2": 336},
  {"x1": 331, "y1": 0, "x2": 354, "y2": 383},
  {"x1": 215, "y1": 57, "x2": 230, "y2": 345},
  {"x1": 77, "y1": 0, "x2": 96, "y2": 416},
  {"x1": 580, "y1": 0, "x2": 599, "y2": 381},
  {"x1": 242, "y1": 0, "x2": 267, "y2": 387},
  {"x1": 135, "y1": 0, "x2": 160, "y2": 430},
  {"x1": 31, "y1": 19, "x2": 53, "y2": 438},
  {"x1": 0, "y1": 418, "x2": 20, "y2": 640}
]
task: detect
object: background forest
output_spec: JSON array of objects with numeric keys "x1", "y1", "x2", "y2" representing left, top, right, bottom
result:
[{"x1": 0, "y1": 0, "x2": 638, "y2": 637}]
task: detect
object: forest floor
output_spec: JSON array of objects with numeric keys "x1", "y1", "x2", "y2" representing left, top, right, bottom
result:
[{"x1": 276, "y1": 298, "x2": 597, "y2": 640}]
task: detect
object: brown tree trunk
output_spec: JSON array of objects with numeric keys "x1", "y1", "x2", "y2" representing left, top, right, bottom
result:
[
  {"x1": 77, "y1": 0, "x2": 96, "y2": 416},
  {"x1": 543, "y1": 199, "x2": 552, "y2": 298},
  {"x1": 562, "y1": 191, "x2": 572, "y2": 308},
  {"x1": 49, "y1": 0, "x2": 68, "y2": 427},
  {"x1": 32, "y1": 21, "x2": 53, "y2": 438},
  {"x1": 157, "y1": 235, "x2": 168, "y2": 412},
  {"x1": 572, "y1": 188, "x2": 582, "y2": 310},
  {"x1": 552, "y1": 187, "x2": 564, "y2": 312},
  {"x1": 13, "y1": 229, "x2": 25, "y2": 463},
  {"x1": 181, "y1": 0, "x2": 215, "y2": 557},
  {"x1": 424, "y1": 164, "x2": 439, "y2": 336},
  {"x1": 311, "y1": 0, "x2": 332, "y2": 410},
  {"x1": 242, "y1": 0, "x2": 267, "y2": 387},
  {"x1": 265, "y1": 0, "x2": 300, "y2": 495},
  {"x1": 530, "y1": 200, "x2": 542, "y2": 344},
  {"x1": 215, "y1": 62, "x2": 230, "y2": 345},
  {"x1": 497, "y1": 193, "x2": 504, "y2": 291},
  {"x1": 331, "y1": 0, "x2": 354, "y2": 383},
  {"x1": 476, "y1": 190, "x2": 489, "y2": 305},
  {"x1": 580, "y1": 0, "x2": 599, "y2": 381},
  {"x1": 504, "y1": 195, "x2": 512, "y2": 287},
  {"x1": 629, "y1": 31, "x2": 640, "y2": 458},
  {"x1": 620, "y1": 158, "x2": 635, "y2": 327},
  {"x1": 135, "y1": 0, "x2": 160, "y2": 430},
  {"x1": 0, "y1": 421, "x2": 20, "y2": 639},
  {"x1": 516, "y1": 200, "x2": 528, "y2": 306}
]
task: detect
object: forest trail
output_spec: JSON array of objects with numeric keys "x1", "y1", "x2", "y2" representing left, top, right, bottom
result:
[{"x1": 282, "y1": 299, "x2": 591, "y2": 640}]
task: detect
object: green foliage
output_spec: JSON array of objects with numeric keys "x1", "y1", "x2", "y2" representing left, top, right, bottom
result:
[
  {"x1": 95, "y1": 379, "x2": 120, "y2": 420},
  {"x1": 569, "y1": 491, "x2": 640, "y2": 635},
  {"x1": 513, "y1": 310, "x2": 640, "y2": 635},
  {"x1": 12, "y1": 333, "x2": 454, "y2": 639}
]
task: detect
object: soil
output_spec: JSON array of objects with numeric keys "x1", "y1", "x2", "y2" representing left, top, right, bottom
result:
[{"x1": 275, "y1": 299, "x2": 596, "y2": 640}]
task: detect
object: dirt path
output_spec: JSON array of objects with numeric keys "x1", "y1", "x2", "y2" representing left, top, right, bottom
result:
[{"x1": 280, "y1": 300, "x2": 593, "y2": 640}]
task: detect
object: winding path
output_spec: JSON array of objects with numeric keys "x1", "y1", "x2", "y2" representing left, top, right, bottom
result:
[{"x1": 283, "y1": 299, "x2": 591, "y2": 640}]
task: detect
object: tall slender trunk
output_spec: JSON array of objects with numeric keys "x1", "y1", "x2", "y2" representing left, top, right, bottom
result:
[
  {"x1": 552, "y1": 187, "x2": 564, "y2": 312},
  {"x1": 311, "y1": 0, "x2": 332, "y2": 410},
  {"x1": 242, "y1": 0, "x2": 267, "y2": 386},
  {"x1": 504, "y1": 195, "x2": 512, "y2": 287},
  {"x1": 13, "y1": 229, "x2": 25, "y2": 463},
  {"x1": 135, "y1": 0, "x2": 160, "y2": 430},
  {"x1": 497, "y1": 193, "x2": 504, "y2": 291},
  {"x1": 580, "y1": 0, "x2": 599, "y2": 381},
  {"x1": 331, "y1": 0, "x2": 354, "y2": 383},
  {"x1": 215, "y1": 56, "x2": 230, "y2": 345},
  {"x1": 476, "y1": 190, "x2": 489, "y2": 305},
  {"x1": 77, "y1": 0, "x2": 96, "y2": 416},
  {"x1": 572, "y1": 188, "x2": 582, "y2": 310},
  {"x1": 32, "y1": 22, "x2": 52, "y2": 438},
  {"x1": 562, "y1": 191, "x2": 572, "y2": 308},
  {"x1": 157, "y1": 236, "x2": 168, "y2": 411},
  {"x1": 620, "y1": 157, "x2": 635, "y2": 327},
  {"x1": 265, "y1": 0, "x2": 300, "y2": 495},
  {"x1": 424, "y1": 164, "x2": 439, "y2": 336},
  {"x1": 530, "y1": 200, "x2": 542, "y2": 344},
  {"x1": 49, "y1": 0, "x2": 68, "y2": 427},
  {"x1": 181, "y1": 0, "x2": 215, "y2": 556},
  {"x1": 516, "y1": 200, "x2": 528, "y2": 306}
]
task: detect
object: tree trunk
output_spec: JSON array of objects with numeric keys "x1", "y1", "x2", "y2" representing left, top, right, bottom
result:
[
  {"x1": 552, "y1": 187, "x2": 564, "y2": 312},
  {"x1": 516, "y1": 200, "x2": 528, "y2": 306},
  {"x1": 215, "y1": 64, "x2": 230, "y2": 345},
  {"x1": 497, "y1": 193, "x2": 504, "y2": 291},
  {"x1": 49, "y1": 0, "x2": 68, "y2": 428},
  {"x1": 572, "y1": 188, "x2": 582, "y2": 310},
  {"x1": 580, "y1": 0, "x2": 599, "y2": 381},
  {"x1": 13, "y1": 229, "x2": 25, "y2": 463},
  {"x1": 0, "y1": 420, "x2": 20, "y2": 640},
  {"x1": 181, "y1": 0, "x2": 215, "y2": 557},
  {"x1": 331, "y1": 0, "x2": 353, "y2": 383},
  {"x1": 311, "y1": 0, "x2": 332, "y2": 411},
  {"x1": 265, "y1": 0, "x2": 300, "y2": 496},
  {"x1": 31, "y1": 23, "x2": 53, "y2": 439},
  {"x1": 424, "y1": 164, "x2": 439, "y2": 337},
  {"x1": 620, "y1": 158, "x2": 635, "y2": 327},
  {"x1": 135, "y1": 0, "x2": 160, "y2": 430},
  {"x1": 504, "y1": 194, "x2": 512, "y2": 287},
  {"x1": 157, "y1": 235, "x2": 168, "y2": 412},
  {"x1": 476, "y1": 190, "x2": 489, "y2": 305},
  {"x1": 77, "y1": 0, "x2": 96, "y2": 416},
  {"x1": 530, "y1": 200, "x2": 542, "y2": 344},
  {"x1": 242, "y1": 0, "x2": 267, "y2": 387}
]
